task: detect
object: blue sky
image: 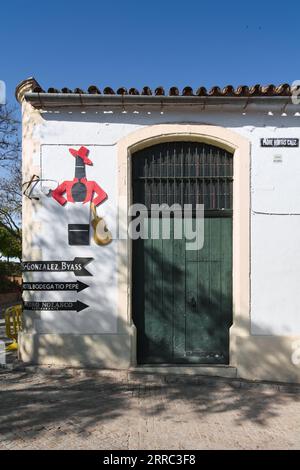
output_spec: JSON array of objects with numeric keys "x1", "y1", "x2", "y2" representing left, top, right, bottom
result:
[{"x1": 2, "y1": 0, "x2": 300, "y2": 105}]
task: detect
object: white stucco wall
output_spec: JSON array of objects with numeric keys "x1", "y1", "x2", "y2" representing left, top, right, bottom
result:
[{"x1": 23, "y1": 105, "x2": 300, "y2": 337}]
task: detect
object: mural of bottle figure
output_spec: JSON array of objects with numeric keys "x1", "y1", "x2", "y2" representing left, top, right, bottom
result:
[{"x1": 52, "y1": 146, "x2": 107, "y2": 245}]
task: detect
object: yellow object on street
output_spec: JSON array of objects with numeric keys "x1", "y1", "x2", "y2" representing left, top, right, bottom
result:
[{"x1": 4, "y1": 304, "x2": 23, "y2": 351}]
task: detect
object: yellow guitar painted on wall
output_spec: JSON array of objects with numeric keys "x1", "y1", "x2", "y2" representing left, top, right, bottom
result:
[{"x1": 91, "y1": 203, "x2": 112, "y2": 246}]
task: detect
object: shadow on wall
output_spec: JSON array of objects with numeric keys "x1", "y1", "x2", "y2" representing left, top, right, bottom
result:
[
  {"x1": 21, "y1": 192, "x2": 130, "y2": 366},
  {"x1": 132, "y1": 232, "x2": 232, "y2": 365},
  {"x1": 20, "y1": 193, "x2": 300, "y2": 382}
]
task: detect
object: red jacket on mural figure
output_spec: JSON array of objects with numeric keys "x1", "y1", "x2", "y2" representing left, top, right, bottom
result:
[
  {"x1": 52, "y1": 178, "x2": 107, "y2": 206},
  {"x1": 52, "y1": 146, "x2": 107, "y2": 207}
]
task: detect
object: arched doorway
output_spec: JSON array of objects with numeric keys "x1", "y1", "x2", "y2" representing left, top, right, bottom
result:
[{"x1": 132, "y1": 141, "x2": 233, "y2": 364}]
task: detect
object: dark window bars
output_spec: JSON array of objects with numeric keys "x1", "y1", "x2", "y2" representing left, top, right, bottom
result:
[{"x1": 133, "y1": 142, "x2": 233, "y2": 214}]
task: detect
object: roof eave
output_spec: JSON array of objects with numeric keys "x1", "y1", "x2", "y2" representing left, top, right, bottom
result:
[{"x1": 22, "y1": 92, "x2": 294, "y2": 110}]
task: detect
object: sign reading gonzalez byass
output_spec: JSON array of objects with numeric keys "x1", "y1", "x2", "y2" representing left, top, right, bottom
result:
[
  {"x1": 22, "y1": 258, "x2": 93, "y2": 276},
  {"x1": 260, "y1": 138, "x2": 299, "y2": 147}
]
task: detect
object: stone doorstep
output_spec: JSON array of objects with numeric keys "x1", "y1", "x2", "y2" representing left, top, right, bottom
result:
[{"x1": 129, "y1": 365, "x2": 238, "y2": 378}]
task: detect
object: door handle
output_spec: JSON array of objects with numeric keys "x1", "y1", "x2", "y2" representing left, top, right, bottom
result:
[{"x1": 189, "y1": 296, "x2": 197, "y2": 310}]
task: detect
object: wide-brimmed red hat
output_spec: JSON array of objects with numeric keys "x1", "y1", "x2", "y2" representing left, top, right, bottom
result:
[{"x1": 69, "y1": 146, "x2": 92, "y2": 165}]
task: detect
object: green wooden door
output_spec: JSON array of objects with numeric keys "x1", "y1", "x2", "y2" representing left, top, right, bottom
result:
[
  {"x1": 132, "y1": 142, "x2": 233, "y2": 365},
  {"x1": 132, "y1": 217, "x2": 232, "y2": 364}
]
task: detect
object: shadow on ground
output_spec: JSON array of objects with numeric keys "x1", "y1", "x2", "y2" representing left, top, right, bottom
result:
[{"x1": 0, "y1": 367, "x2": 300, "y2": 445}]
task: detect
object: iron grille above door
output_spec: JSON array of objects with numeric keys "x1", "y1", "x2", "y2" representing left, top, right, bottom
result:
[{"x1": 132, "y1": 141, "x2": 233, "y2": 213}]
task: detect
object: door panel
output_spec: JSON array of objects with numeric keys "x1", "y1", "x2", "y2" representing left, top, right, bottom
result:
[
  {"x1": 182, "y1": 218, "x2": 232, "y2": 364},
  {"x1": 144, "y1": 235, "x2": 173, "y2": 362},
  {"x1": 133, "y1": 217, "x2": 232, "y2": 364}
]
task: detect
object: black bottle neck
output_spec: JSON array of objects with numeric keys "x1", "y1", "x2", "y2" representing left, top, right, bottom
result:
[{"x1": 74, "y1": 156, "x2": 86, "y2": 179}]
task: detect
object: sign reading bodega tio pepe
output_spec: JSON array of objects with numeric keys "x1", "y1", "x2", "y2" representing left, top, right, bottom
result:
[
  {"x1": 22, "y1": 258, "x2": 93, "y2": 276},
  {"x1": 260, "y1": 138, "x2": 299, "y2": 147},
  {"x1": 22, "y1": 281, "x2": 89, "y2": 292}
]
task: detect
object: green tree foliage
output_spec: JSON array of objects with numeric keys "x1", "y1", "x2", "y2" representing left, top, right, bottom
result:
[
  {"x1": 0, "y1": 226, "x2": 21, "y2": 260},
  {"x1": 0, "y1": 104, "x2": 21, "y2": 245}
]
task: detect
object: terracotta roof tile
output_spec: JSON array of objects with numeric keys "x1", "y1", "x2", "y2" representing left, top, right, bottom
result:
[
  {"x1": 128, "y1": 88, "x2": 139, "y2": 95},
  {"x1": 210, "y1": 86, "x2": 223, "y2": 96},
  {"x1": 117, "y1": 87, "x2": 127, "y2": 95},
  {"x1": 47, "y1": 87, "x2": 59, "y2": 93},
  {"x1": 275, "y1": 83, "x2": 290, "y2": 96},
  {"x1": 182, "y1": 86, "x2": 193, "y2": 96},
  {"x1": 249, "y1": 84, "x2": 261, "y2": 96},
  {"x1": 223, "y1": 85, "x2": 235, "y2": 96},
  {"x1": 196, "y1": 87, "x2": 207, "y2": 96},
  {"x1": 169, "y1": 87, "x2": 179, "y2": 96},
  {"x1": 103, "y1": 86, "x2": 115, "y2": 95},
  {"x1": 31, "y1": 83, "x2": 294, "y2": 97},
  {"x1": 235, "y1": 85, "x2": 249, "y2": 96},
  {"x1": 61, "y1": 87, "x2": 72, "y2": 94},
  {"x1": 87, "y1": 85, "x2": 100, "y2": 94},
  {"x1": 141, "y1": 86, "x2": 152, "y2": 96},
  {"x1": 155, "y1": 86, "x2": 165, "y2": 96}
]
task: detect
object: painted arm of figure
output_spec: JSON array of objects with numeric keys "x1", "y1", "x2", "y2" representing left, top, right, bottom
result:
[
  {"x1": 52, "y1": 181, "x2": 68, "y2": 205},
  {"x1": 92, "y1": 182, "x2": 108, "y2": 206}
]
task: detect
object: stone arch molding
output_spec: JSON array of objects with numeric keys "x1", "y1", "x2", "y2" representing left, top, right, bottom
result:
[{"x1": 117, "y1": 124, "x2": 250, "y2": 367}]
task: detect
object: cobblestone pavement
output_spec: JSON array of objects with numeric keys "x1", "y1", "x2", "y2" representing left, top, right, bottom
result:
[{"x1": 0, "y1": 367, "x2": 300, "y2": 450}]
